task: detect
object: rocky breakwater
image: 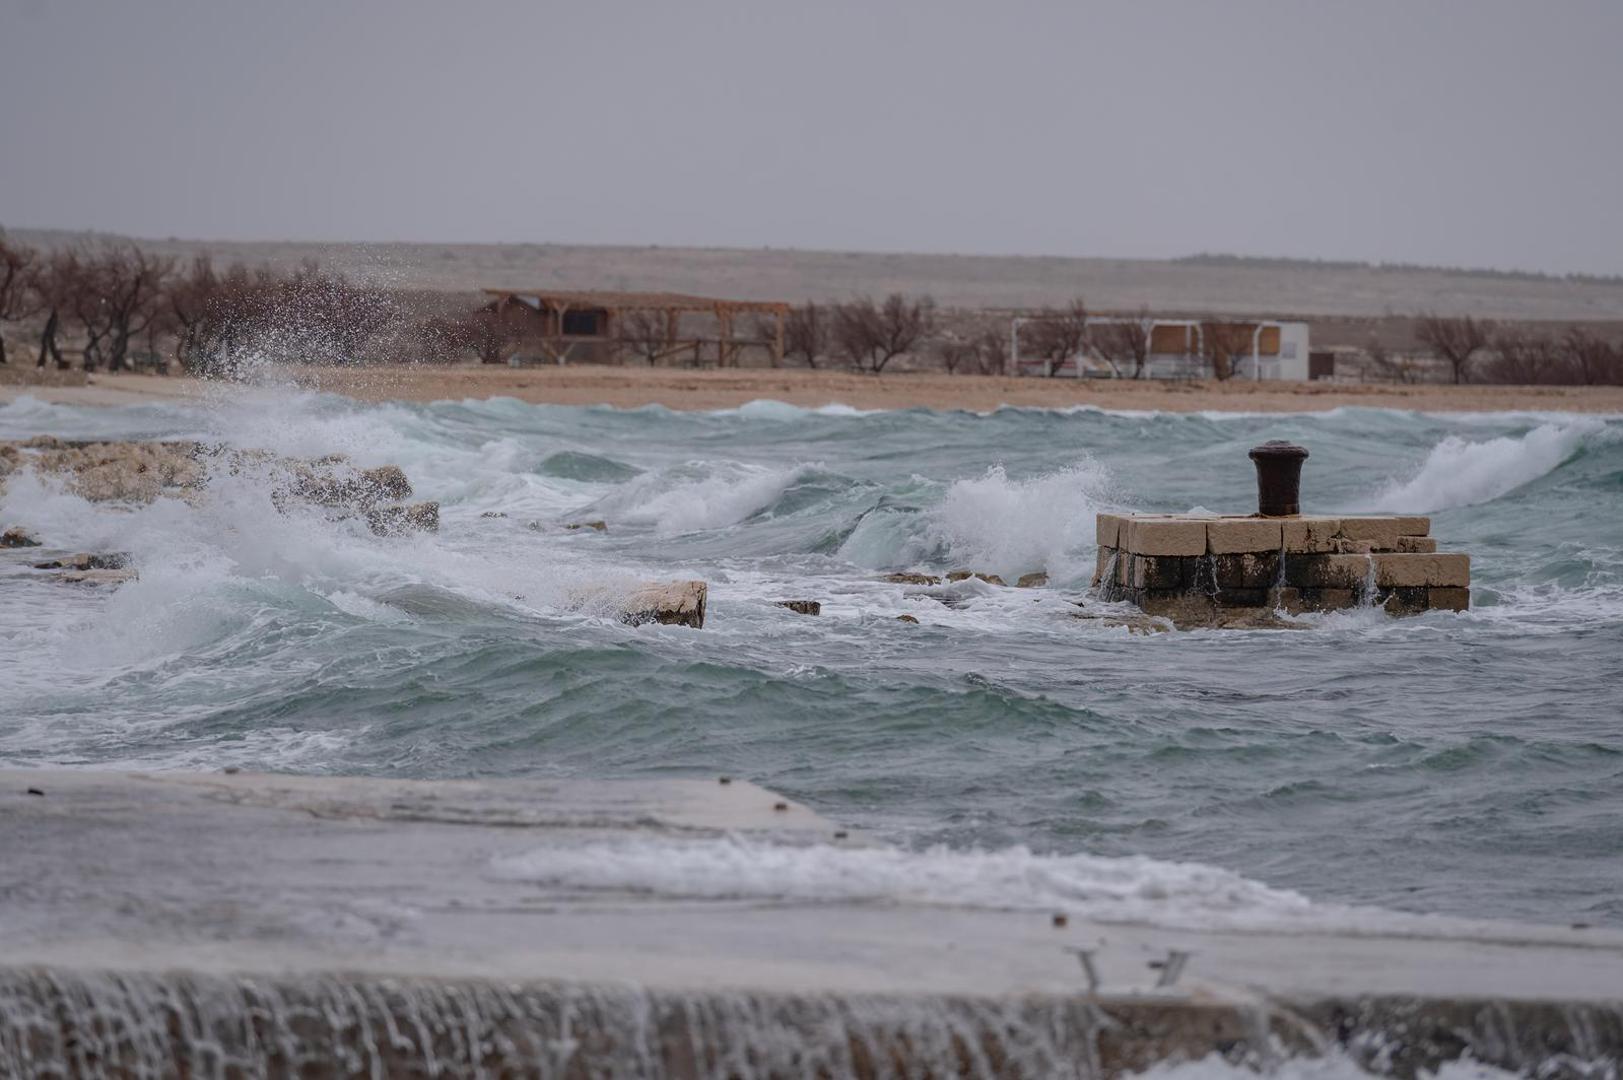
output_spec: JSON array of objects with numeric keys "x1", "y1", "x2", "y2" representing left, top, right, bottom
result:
[
  {"x1": 1092, "y1": 441, "x2": 1470, "y2": 629},
  {"x1": 0, "y1": 437, "x2": 440, "y2": 587}
]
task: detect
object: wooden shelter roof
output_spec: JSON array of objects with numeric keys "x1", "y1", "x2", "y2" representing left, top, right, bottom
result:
[{"x1": 483, "y1": 288, "x2": 788, "y2": 314}]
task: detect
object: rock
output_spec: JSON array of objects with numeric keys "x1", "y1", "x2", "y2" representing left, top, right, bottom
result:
[
  {"x1": 1016, "y1": 572, "x2": 1049, "y2": 589},
  {"x1": 479, "y1": 511, "x2": 508, "y2": 519},
  {"x1": 565, "y1": 520, "x2": 608, "y2": 532},
  {"x1": 776, "y1": 600, "x2": 821, "y2": 615},
  {"x1": 1, "y1": 527, "x2": 41, "y2": 548},
  {"x1": 290, "y1": 463, "x2": 412, "y2": 510},
  {"x1": 621, "y1": 581, "x2": 707, "y2": 628},
  {"x1": 884, "y1": 572, "x2": 940, "y2": 586},
  {"x1": 946, "y1": 570, "x2": 1006, "y2": 586},
  {"x1": 895, "y1": 614, "x2": 920, "y2": 624},
  {"x1": 367, "y1": 502, "x2": 440, "y2": 536},
  {"x1": 31, "y1": 552, "x2": 130, "y2": 571},
  {"x1": 56, "y1": 567, "x2": 138, "y2": 587}
]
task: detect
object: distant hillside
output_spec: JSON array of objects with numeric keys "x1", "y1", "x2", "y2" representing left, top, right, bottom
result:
[{"x1": 11, "y1": 228, "x2": 1623, "y2": 322}]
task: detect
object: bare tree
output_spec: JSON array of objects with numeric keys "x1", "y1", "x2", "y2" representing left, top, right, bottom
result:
[
  {"x1": 1415, "y1": 313, "x2": 1492, "y2": 385},
  {"x1": 1487, "y1": 326, "x2": 1559, "y2": 385},
  {"x1": 1199, "y1": 321, "x2": 1255, "y2": 381},
  {"x1": 973, "y1": 325, "x2": 1009, "y2": 376},
  {"x1": 929, "y1": 328, "x2": 978, "y2": 375},
  {"x1": 32, "y1": 251, "x2": 85, "y2": 370},
  {"x1": 617, "y1": 308, "x2": 678, "y2": 366},
  {"x1": 1092, "y1": 311, "x2": 1152, "y2": 379},
  {"x1": 782, "y1": 302, "x2": 829, "y2": 369},
  {"x1": 0, "y1": 233, "x2": 41, "y2": 365},
  {"x1": 832, "y1": 293, "x2": 936, "y2": 374},
  {"x1": 1022, "y1": 298, "x2": 1090, "y2": 377},
  {"x1": 1560, "y1": 328, "x2": 1622, "y2": 386},
  {"x1": 1362, "y1": 335, "x2": 1418, "y2": 384}
]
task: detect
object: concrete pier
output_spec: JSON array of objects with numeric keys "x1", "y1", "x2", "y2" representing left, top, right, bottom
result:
[
  {"x1": 1094, "y1": 513, "x2": 1471, "y2": 627},
  {"x1": 2, "y1": 770, "x2": 1619, "y2": 1077}
]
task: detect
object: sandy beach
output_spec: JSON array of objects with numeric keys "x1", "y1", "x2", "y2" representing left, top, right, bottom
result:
[{"x1": 5, "y1": 365, "x2": 1623, "y2": 413}]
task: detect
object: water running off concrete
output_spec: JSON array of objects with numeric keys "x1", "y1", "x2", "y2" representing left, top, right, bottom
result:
[{"x1": 2, "y1": 771, "x2": 1620, "y2": 1077}]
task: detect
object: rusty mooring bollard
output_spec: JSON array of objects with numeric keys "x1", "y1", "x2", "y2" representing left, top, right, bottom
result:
[{"x1": 1248, "y1": 441, "x2": 1309, "y2": 516}]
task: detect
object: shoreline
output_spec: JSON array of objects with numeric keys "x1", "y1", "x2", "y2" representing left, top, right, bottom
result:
[{"x1": 4, "y1": 365, "x2": 1623, "y2": 414}]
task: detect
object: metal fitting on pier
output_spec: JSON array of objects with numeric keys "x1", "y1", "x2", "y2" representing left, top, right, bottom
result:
[{"x1": 1248, "y1": 441, "x2": 1309, "y2": 516}]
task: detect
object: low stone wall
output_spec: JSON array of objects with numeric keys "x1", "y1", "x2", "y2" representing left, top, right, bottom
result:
[{"x1": 1094, "y1": 513, "x2": 1469, "y2": 626}]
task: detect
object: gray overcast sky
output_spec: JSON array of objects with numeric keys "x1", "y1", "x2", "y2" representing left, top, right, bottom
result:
[{"x1": 3, "y1": 0, "x2": 1620, "y2": 274}]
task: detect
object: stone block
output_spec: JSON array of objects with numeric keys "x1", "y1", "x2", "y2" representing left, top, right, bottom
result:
[
  {"x1": 1428, "y1": 587, "x2": 1470, "y2": 611},
  {"x1": 1212, "y1": 586, "x2": 1271, "y2": 608},
  {"x1": 1280, "y1": 517, "x2": 1340, "y2": 553},
  {"x1": 1206, "y1": 518, "x2": 1283, "y2": 555},
  {"x1": 1096, "y1": 513, "x2": 1124, "y2": 549},
  {"x1": 1126, "y1": 517, "x2": 1207, "y2": 557},
  {"x1": 1283, "y1": 587, "x2": 1358, "y2": 613},
  {"x1": 1135, "y1": 591, "x2": 1217, "y2": 623},
  {"x1": 1334, "y1": 517, "x2": 1404, "y2": 549},
  {"x1": 1132, "y1": 554, "x2": 1187, "y2": 590},
  {"x1": 1212, "y1": 552, "x2": 1281, "y2": 589},
  {"x1": 1373, "y1": 553, "x2": 1470, "y2": 588},
  {"x1": 1396, "y1": 536, "x2": 1438, "y2": 553},
  {"x1": 1285, "y1": 554, "x2": 1372, "y2": 590}
]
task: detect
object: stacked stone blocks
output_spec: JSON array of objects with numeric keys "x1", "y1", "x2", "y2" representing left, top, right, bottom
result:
[{"x1": 1094, "y1": 513, "x2": 1469, "y2": 624}]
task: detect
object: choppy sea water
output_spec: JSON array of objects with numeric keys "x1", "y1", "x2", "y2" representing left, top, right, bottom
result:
[{"x1": 1, "y1": 389, "x2": 1620, "y2": 931}]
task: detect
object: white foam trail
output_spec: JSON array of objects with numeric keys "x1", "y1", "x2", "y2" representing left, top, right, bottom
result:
[
  {"x1": 926, "y1": 462, "x2": 1115, "y2": 582},
  {"x1": 1362, "y1": 420, "x2": 1604, "y2": 512}
]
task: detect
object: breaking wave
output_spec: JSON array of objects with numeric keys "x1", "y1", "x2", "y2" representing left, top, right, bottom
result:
[{"x1": 1363, "y1": 419, "x2": 1607, "y2": 512}]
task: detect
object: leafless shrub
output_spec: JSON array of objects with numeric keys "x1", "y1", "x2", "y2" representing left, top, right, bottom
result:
[
  {"x1": 1022, "y1": 298, "x2": 1090, "y2": 377},
  {"x1": 1560, "y1": 328, "x2": 1623, "y2": 386},
  {"x1": 1486, "y1": 326, "x2": 1560, "y2": 385},
  {"x1": 1199, "y1": 321, "x2": 1254, "y2": 381},
  {"x1": 616, "y1": 309, "x2": 679, "y2": 366},
  {"x1": 1415, "y1": 313, "x2": 1492, "y2": 385},
  {"x1": 0, "y1": 233, "x2": 41, "y2": 366},
  {"x1": 832, "y1": 293, "x2": 936, "y2": 374},
  {"x1": 929, "y1": 329, "x2": 979, "y2": 375},
  {"x1": 973, "y1": 325, "x2": 1009, "y2": 376},
  {"x1": 783, "y1": 302, "x2": 830, "y2": 369},
  {"x1": 1092, "y1": 311, "x2": 1152, "y2": 379},
  {"x1": 1361, "y1": 335, "x2": 1421, "y2": 384}
]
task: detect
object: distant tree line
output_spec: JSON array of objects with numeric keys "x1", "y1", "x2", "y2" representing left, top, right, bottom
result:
[
  {"x1": 0, "y1": 231, "x2": 402, "y2": 376},
  {"x1": 2, "y1": 231, "x2": 1619, "y2": 384}
]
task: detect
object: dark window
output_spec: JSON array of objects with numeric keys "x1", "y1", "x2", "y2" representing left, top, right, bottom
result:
[{"x1": 562, "y1": 309, "x2": 606, "y2": 336}]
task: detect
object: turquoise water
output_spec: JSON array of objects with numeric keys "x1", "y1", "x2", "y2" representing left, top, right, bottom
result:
[{"x1": 2, "y1": 391, "x2": 1620, "y2": 928}]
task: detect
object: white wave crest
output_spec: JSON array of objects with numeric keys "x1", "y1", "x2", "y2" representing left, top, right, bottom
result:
[
  {"x1": 926, "y1": 462, "x2": 1115, "y2": 582},
  {"x1": 591, "y1": 460, "x2": 814, "y2": 535},
  {"x1": 1362, "y1": 420, "x2": 1605, "y2": 512},
  {"x1": 490, "y1": 834, "x2": 1343, "y2": 932}
]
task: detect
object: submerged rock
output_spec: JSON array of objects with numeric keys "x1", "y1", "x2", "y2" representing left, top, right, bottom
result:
[
  {"x1": 776, "y1": 600, "x2": 821, "y2": 616},
  {"x1": 31, "y1": 553, "x2": 130, "y2": 571},
  {"x1": 367, "y1": 502, "x2": 440, "y2": 536},
  {"x1": 946, "y1": 570, "x2": 1006, "y2": 586},
  {"x1": 1016, "y1": 572, "x2": 1049, "y2": 589},
  {"x1": 895, "y1": 614, "x2": 920, "y2": 624},
  {"x1": 1, "y1": 526, "x2": 41, "y2": 548},
  {"x1": 883, "y1": 572, "x2": 940, "y2": 586},
  {"x1": 56, "y1": 567, "x2": 139, "y2": 587},
  {"x1": 565, "y1": 520, "x2": 608, "y2": 532}
]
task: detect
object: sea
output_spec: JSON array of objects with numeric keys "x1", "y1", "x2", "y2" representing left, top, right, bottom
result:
[{"x1": 2, "y1": 385, "x2": 1620, "y2": 936}]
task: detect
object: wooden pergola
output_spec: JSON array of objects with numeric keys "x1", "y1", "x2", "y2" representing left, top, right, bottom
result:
[{"x1": 482, "y1": 289, "x2": 789, "y2": 367}]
